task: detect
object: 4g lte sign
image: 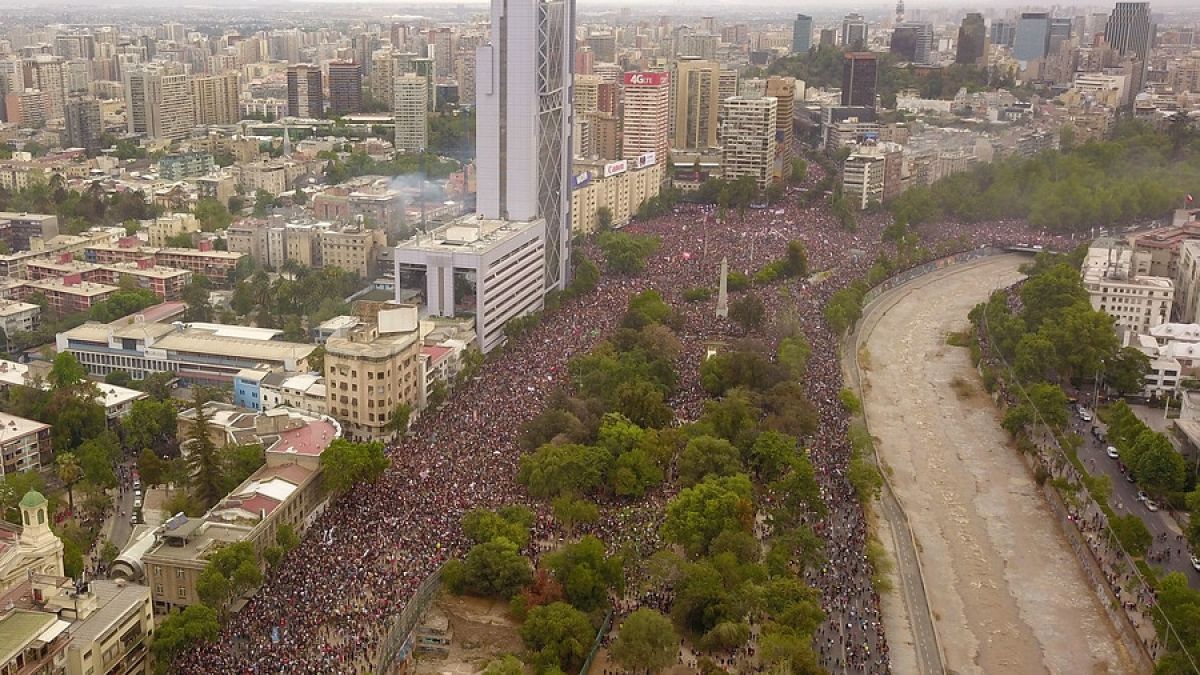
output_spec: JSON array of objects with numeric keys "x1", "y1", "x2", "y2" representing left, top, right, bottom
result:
[{"x1": 623, "y1": 71, "x2": 667, "y2": 86}]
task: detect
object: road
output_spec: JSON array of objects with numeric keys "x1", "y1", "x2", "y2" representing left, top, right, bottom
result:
[
  {"x1": 857, "y1": 254, "x2": 1135, "y2": 675},
  {"x1": 1071, "y1": 410, "x2": 1200, "y2": 586}
]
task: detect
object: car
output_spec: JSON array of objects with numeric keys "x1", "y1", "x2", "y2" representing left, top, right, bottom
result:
[
  {"x1": 1145, "y1": 500, "x2": 1160, "y2": 512},
  {"x1": 1080, "y1": 411, "x2": 1093, "y2": 422},
  {"x1": 1192, "y1": 555, "x2": 1200, "y2": 571},
  {"x1": 133, "y1": 497, "x2": 142, "y2": 509},
  {"x1": 1137, "y1": 490, "x2": 1148, "y2": 502},
  {"x1": 1107, "y1": 446, "x2": 1120, "y2": 459},
  {"x1": 133, "y1": 488, "x2": 142, "y2": 498}
]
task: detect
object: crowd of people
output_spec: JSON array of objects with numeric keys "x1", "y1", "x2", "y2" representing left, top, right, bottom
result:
[{"x1": 180, "y1": 160, "x2": 1079, "y2": 674}]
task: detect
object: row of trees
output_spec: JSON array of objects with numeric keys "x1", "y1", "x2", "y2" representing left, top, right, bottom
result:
[
  {"x1": 227, "y1": 265, "x2": 362, "y2": 338},
  {"x1": 0, "y1": 178, "x2": 159, "y2": 236},
  {"x1": 890, "y1": 117, "x2": 1200, "y2": 232}
]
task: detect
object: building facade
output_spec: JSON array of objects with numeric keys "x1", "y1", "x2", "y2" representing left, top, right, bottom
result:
[{"x1": 621, "y1": 71, "x2": 670, "y2": 162}]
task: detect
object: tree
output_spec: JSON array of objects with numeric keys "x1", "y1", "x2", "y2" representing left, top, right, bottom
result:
[
  {"x1": 151, "y1": 604, "x2": 220, "y2": 671},
  {"x1": 319, "y1": 439, "x2": 390, "y2": 494},
  {"x1": 520, "y1": 602, "x2": 594, "y2": 674},
  {"x1": 1110, "y1": 514, "x2": 1152, "y2": 557},
  {"x1": 545, "y1": 535, "x2": 623, "y2": 612},
  {"x1": 443, "y1": 538, "x2": 533, "y2": 598},
  {"x1": 552, "y1": 495, "x2": 599, "y2": 536},
  {"x1": 1026, "y1": 382, "x2": 1069, "y2": 430},
  {"x1": 596, "y1": 231, "x2": 660, "y2": 275},
  {"x1": 221, "y1": 443, "x2": 265, "y2": 492},
  {"x1": 1135, "y1": 442, "x2": 1187, "y2": 496},
  {"x1": 252, "y1": 189, "x2": 274, "y2": 217},
  {"x1": 1013, "y1": 333, "x2": 1057, "y2": 383},
  {"x1": 788, "y1": 158, "x2": 808, "y2": 184},
  {"x1": 185, "y1": 393, "x2": 225, "y2": 507},
  {"x1": 462, "y1": 506, "x2": 534, "y2": 548},
  {"x1": 729, "y1": 295, "x2": 766, "y2": 332},
  {"x1": 49, "y1": 352, "x2": 87, "y2": 389},
  {"x1": 195, "y1": 541, "x2": 261, "y2": 615},
  {"x1": 661, "y1": 473, "x2": 754, "y2": 558},
  {"x1": 517, "y1": 443, "x2": 609, "y2": 499},
  {"x1": 483, "y1": 655, "x2": 525, "y2": 675},
  {"x1": 55, "y1": 452, "x2": 82, "y2": 513},
  {"x1": 1037, "y1": 304, "x2": 1118, "y2": 382},
  {"x1": 137, "y1": 448, "x2": 165, "y2": 489},
  {"x1": 104, "y1": 369, "x2": 132, "y2": 387},
  {"x1": 383, "y1": 402, "x2": 412, "y2": 437},
  {"x1": 193, "y1": 197, "x2": 232, "y2": 231},
  {"x1": 597, "y1": 206, "x2": 614, "y2": 231},
  {"x1": 276, "y1": 522, "x2": 300, "y2": 551},
  {"x1": 748, "y1": 431, "x2": 797, "y2": 481},
  {"x1": 784, "y1": 240, "x2": 808, "y2": 278},
  {"x1": 678, "y1": 435, "x2": 743, "y2": 486},
  {"x1": 611, "y1": 608, "x2": 679, "y2": 673},
  {"x1": 123, "y1": 398, "x2": 178, "y2": 454},
  {"x1": 181, "y1": 276, "x2": 213, "y2": 322},
  {"x1": 1106, "y1": 347, "x2": 1151, "y2": 395}
]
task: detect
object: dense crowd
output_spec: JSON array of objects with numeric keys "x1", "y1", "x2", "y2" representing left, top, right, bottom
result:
[{"x1": 180, "y1": 162, "x2": 1078, "y2": 674}]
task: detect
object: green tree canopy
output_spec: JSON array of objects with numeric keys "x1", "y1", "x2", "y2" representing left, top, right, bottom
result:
[
  {"x1": 611, "y1": 608, "x2": 679, "y2": 673},
  {"x1": 520, "y1": 602, "x2": 595, "y2": 674}
]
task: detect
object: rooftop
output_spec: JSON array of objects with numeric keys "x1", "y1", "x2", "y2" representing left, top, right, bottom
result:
[
  {"x1": 25, "y1": 278, "x2": 117, "y2": 297},
  {"x1": 326, "y1": 326, "x2": 419, "y2": 359},
  {"x1": 1149, "y1": 323, "x2": 1200, "y2": 342},
  {"x1": 0, "y1": 411, "x2": 49, "y2": 442},
  {"x1": 0, "y1": 610, "x2": 56, "y2": 666},
  {"x1": 395, "y1": 215, "x2": 545, "y2": 256},
  {"x1": 68, "y1": 580, "x2": 149, "y2": 647},
  {"x1": 0, "y1": 300, "x2": 39, "y2": 317}
]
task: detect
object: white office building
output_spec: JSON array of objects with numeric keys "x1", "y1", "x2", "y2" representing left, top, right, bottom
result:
[
  {"x1": 394, "y1": 218, "x2": 546, "y2": 353},
  {"x1": 1083, "y1": 239, "x2": 1174, "y2": 337}
]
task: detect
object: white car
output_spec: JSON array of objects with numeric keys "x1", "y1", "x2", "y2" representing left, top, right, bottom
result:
[
  {"x1": 1192, "y1": 555, "x2": 1200, "y2": 571},
  {"x1": 1137, "y1": 490, "x2": 1148, "y2": 502},
  {"x1": 1107, "y1": 446, "x2": 1120, "y2": 459},
  {"x1": 1079, "y1": 409, "x2": 1093, "y2": 422},
  {"x1": 1145, "y1": 500, "x2": 1160, "y2": 512}
]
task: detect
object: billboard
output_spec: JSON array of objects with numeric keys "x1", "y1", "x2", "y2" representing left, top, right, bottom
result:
[
  {"x1": 623, "y1": 71, "x2": 668, "y2": 87},
  {"x1": 634, "y1": 152, "x2": 657, "y2": 169},
  {"x1": 573, "y1": 171, "x2": 592, "y2": 188},
  {"x1": 603, "y1": 160, "x2": 628, "y2": 177}
]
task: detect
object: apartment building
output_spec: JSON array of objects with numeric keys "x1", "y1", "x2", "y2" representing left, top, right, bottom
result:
[
  {"x1": 570, "y1": 159, "x2": 666, "y2": 234},
  {"x1": 20, "y1": 276, "x2": 117, "y2": 315},
  {"x1": 320, "y1": 227, "x2": 387, "y2": 279},
  {"x1": 324, "y1": 309, "x2": 423, "y2": 440},
  {"x1": 720, "y1": 94, "x2": 778, "y2": 189},
  {"x1": 0, "y1": 299, "x2": 39, "y2": 336},
  {"x1": 1083, "y1": 239, "x2": 1174, "y2": 337},
  {"x1": 0, "y1": 412, "x2": 52, "y2": 477}
]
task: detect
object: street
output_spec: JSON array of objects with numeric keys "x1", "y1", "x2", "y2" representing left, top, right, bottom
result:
[{"x1": 1072, "y1": 408, "x2": 1200, "y2": 587}]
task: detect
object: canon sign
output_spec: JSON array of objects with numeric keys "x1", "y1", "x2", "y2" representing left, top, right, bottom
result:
[{"x1": 623, "y1": 71, "x2": 667, "y2": 86}]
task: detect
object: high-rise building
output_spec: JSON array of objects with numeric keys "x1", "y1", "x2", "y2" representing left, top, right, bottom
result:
[
  {"x1": 841, "y1": 52, "x2": 878, "y2": 107},
  {"x1": 820, "y1": 29, "x2": 837, "y2": 48},
  {"x1": 956, "y1": 13, "x2": 987, "y2": 65},
  {"x1": 21, "y1": 56, "x2": 65, "y2": 120},
  {"x1": 190, "y1": 72, "x2": 240, "y2": 126},
  {"x1": 765, "y1": 76, "x2": 796, "y2": 172},
  {"x1": 475, "y1": 0, "x2": 575, "y2": 290},
  {"x1": 721, "y1": 94, "x2": 777, "y2": 189},
  {"x1": 393, "y1": 73, "x2": 428, "y2": 153},
  {"x1": 1105, "y1": 2, "x2": 1152, "y2": 64},
  {"x1": 1014, "y1": 12, "x2": 1051, "y2": 63},
  {"x1": 327, "y1": 60, "x2": 363, "y2": 116},
  {"x1": 64, "y1": 97, "x2": 103, "y2": 153},
  {"x1": 622, "y1": 71, "x2": 670, "y2": 162},
  {"x1": 792, "y1": 14, "x2": 813, "y2": 53},
  {"x1": 430, "y1": 28, "x2": 456, "y2": 78},
  {"x1": 1048, "y1": 18, "x2": 1073, "y2": 54},
  {"x1": 286, "y1": 64, "x2": 323, "y2": 118},
  {"x1": 671, "y1": 58, "x2": 721, "y2": 150},
  {"x1": 586, "y1": 33, "x2": 617, "y2": 63},
  {"x1": 891, "y1": 22, "x2": 933, "y2": 64},
  {"x1": 125, "y1": 65, "x2": 194, "y2": 140},
  {"x1": 842, "y1": 13, "x2": 869, "y2": 50},
  {"x1": 990, "y1": 20, "x2": 1016, "y2": 48}
]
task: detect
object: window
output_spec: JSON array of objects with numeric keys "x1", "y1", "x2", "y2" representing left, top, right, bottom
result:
[
  {"x1": 177, "y1": 588, "x2": 187, "y2": 599},
  {"x1": 154, "y1": 584, "x2": 163, "y2": 594},
  {"x1": 176, "y1": 569, "x2": 184, "y2": 579}
]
